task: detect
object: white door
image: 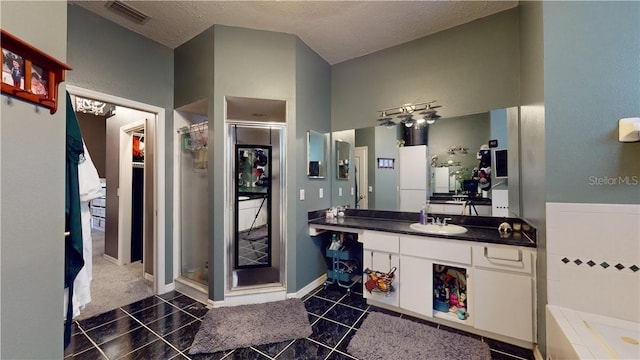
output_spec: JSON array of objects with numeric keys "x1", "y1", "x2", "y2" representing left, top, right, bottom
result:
[
  {"x1": 399, "y1": 255, "x2": 433, "y2": 317},
  {"x1": 474, "y1": 268, "x2": 534, "y2": 342},
  {"x1": 354, "y1": 146, "x2": 368, "y2": 209}
]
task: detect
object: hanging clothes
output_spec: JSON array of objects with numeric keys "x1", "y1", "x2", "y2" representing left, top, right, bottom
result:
[
  {"x1": 63, "y1": 141, "x2": 101, "y2": 319},
  {"x1": 64, "y1": 91, "x2": 85, "y2": 349}
]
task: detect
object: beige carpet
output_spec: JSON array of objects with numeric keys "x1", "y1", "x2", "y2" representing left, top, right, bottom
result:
[{"x1": 74, "y1": 230, "x2": 154, "y2": 320}]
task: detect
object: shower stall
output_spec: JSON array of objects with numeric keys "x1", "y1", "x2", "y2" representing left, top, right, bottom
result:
[
  {"x1": 226, "y1": 96, "x2": 287, "y2": 293},
  {"x1": 174, "y1": 104, "x2": 210, "y2": 295}
]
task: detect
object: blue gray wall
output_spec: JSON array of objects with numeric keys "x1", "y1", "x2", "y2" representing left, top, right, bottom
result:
[
  {"x1": 212, "y1": 26, "x2": 296, "y2": 300},
  {"x1": 331, "y1": 8, "x2": 520, "y2": 132},
  {"x1": 66, "y1": 4, "x2": 175, "y2": 284},
  {"x1": 1, "y1": 2, "x2": 67, "y2": 358},
  {"x1": 174, "y1": 28, "x2": 214, "y2": 109},
  {"x1": 295, "y1": 39, "x2": 332, "y2": 290},
  {"x1": 518, "y1": 1, "x2": 546, "y2": 352},
  {"x1": 544, "y1": 1, "x2": 640, "y2": 204}
]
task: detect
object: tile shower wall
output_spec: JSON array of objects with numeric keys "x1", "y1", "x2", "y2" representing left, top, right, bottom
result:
[{"x1": 547, "y1": 202, "x2": 640, "y2": 322}]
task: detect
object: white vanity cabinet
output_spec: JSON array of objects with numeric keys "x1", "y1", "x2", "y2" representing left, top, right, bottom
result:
[
  {"x1": 429, "y1": 202, "x2": 492, "y2": 216},
  {"x1": 399, "y1": 235, "x2": 473, "y2": 323},
  {"x1": 398, "y1": 254, "x2": 433, "y2": 317},
  {"x1": 472, "y1": 245, "x2": 536, "y2": 342},
  {"x1": 358, "y1": 229, "x2": 536, "y2": 347},
  {"x1": 361, "y1": 231, "x2": 400, "y2": 307}
]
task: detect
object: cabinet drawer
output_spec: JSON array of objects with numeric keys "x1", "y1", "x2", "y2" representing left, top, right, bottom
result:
[
  {"x1": 362, "y1": 231, "x2": 399, "y2": 253},
  {"x1": 91, "y1": 206, "x2": 106, "y2": 217},
  {"x1": 472, "y1": 245, "x2": 534, "y2": 274},
  {"x1": 400, "y1": 236, "x2": 471, "y2": 265}
]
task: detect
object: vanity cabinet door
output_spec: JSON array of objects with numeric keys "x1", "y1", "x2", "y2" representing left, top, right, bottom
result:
[
  {"x1": 399, "y1": 255, "x2": 433, "y2": 317},
  {"x1": 474, "y1": 268, "x2": 534, "y2": 342},
  {"x1": 363, "y1": 250, "x2": 400, "y2": 307}
]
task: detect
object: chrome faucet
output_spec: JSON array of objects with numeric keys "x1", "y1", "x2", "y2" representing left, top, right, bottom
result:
[
  {"x1": 426, "y1": 216, "x2": 436, "y2": 225},
  {"x1": 442, "y1": 217, "x2": 452, "y2": 226}
]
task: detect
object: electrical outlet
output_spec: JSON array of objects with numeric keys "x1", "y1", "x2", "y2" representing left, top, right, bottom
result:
[
  {"x1": 319, "y1": 188, "x2": 323, "y2": 198},
  {"x1": 369, "y1": 186, "x2": 373, "y2": 192},
  {"x1": 299, "y1": 189, "x2": 305, "y2": 201},
  {"x1": 351, "y1": 187, "x2": 354, "y2": 195},
  {"x1": 338, "y1": 187, "x2": 342, "y2": 196}
]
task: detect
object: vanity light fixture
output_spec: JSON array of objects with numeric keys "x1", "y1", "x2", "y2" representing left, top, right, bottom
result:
[
  {"x1": 376, "y1": 101, "x2": 441, "y2": 127},
  {"x1": 448, "y1": 146, "x2": 469, "y2": 155}
]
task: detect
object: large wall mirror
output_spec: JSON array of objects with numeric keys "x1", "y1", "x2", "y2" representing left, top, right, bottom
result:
[
  {"x1": 335, "y1": 139, "x2": 351, "y2": 180},
  {"x1": 331, "y1": 107, "x2": 521, "y2": 217},
  {"x1": 307, "y1": 130, "x2": 326, "y2": 178}
]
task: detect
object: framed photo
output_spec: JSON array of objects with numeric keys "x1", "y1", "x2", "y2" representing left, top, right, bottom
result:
[
  {"x1": 1, "y1": 29, "x2": 71, "y2": 114},
  {"x1": 30, "y1": 63, "x2": 48, "y2": 97},
  {"x1": 377, "y1": 157, "x2": 395, "y2": 169},
  {"x1": 2, "y1": 49, "x2": 24, "y2": 89}
]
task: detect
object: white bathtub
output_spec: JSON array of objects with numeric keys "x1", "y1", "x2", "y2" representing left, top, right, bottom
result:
[{"x1": 547, "y1": 305, "x2": 640, "y2": 359}]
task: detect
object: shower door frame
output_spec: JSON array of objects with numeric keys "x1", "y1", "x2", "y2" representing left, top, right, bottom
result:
[{"x1": 224, "y1": 120, "x2": 287, "y2": 292}]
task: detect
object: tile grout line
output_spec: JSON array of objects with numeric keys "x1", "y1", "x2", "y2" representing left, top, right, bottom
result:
[
  {"x1": 322, "y1": 303, "x2": 371, "y2": 360},
  {"x1": 156, "y1": 292, "x2": 206, "y2": 323},
  {"x1": 74, "y1": 322, "x2": 110, "y2": 360},
  {"x1": 118, "y1": 303, "x2": 190, "y2": 359},
  {"x1": 271, "y1": 291, "x2": 351, "y2": 359}
]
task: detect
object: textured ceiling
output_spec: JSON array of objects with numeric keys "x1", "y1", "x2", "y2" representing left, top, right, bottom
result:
[{"x1": 69, "y1": 0, "x2": 518, "y2": 65}]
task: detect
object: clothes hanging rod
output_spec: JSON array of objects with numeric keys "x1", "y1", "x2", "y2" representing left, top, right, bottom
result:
[{"x1": 177, "y1": 121, "x2": 208, "y2": 134}]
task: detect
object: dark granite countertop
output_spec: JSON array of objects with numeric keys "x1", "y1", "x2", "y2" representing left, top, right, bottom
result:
[{"x1": 308, "y1": 209, "x2": 536, "y2": 248}]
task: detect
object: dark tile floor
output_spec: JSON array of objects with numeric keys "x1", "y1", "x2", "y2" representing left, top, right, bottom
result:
[{"x1": 65, "y1": 284, "x2": 534, "y2": 360}]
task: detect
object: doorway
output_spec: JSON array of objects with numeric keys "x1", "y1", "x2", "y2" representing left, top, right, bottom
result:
[
  {"x1": 354, "y1": 146, "x2": 369, "y2": 209},
  {"x1": 225, "y1": 96, "x2": 287, "y2": 297},
  {"x1": 67, "y1": 84, "x2": 168, "y2": 297}
]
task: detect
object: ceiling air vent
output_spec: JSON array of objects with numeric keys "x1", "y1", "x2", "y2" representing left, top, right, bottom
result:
[{"x1": 105, "y1": 1, "x2": 151, "y2": 25}]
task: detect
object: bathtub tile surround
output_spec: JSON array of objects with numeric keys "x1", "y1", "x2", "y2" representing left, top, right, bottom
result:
[
  {"x1": 547, "y1": 202, "x2": 640, "y2": 322},
  {"x1": 65, "y1": 285, "x2": 533, "y2": 359}
]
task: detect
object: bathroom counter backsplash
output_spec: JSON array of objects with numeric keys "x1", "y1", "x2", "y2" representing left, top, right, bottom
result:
[{"x1": 308, "y1": 209, "x2": 536, "y2": 248}]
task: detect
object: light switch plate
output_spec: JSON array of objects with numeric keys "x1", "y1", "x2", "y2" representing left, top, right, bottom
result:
[
  {"x1": 338, "y1": 187, "x2": 342, "y2": 196},
  {"x1": 299, "y1": 189, "x2": 305, "y2": 201},
  {"x1": 351, "y1": 187, "x2": 354, "y2": 195},
  {"x1": 319, "y1": 188, "x2": 323, "y2": 198},
  {"x1": 369, "y1": 186, "x2": 373, "y2": 192}
]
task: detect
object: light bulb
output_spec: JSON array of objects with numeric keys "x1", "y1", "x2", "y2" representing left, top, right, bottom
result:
[{"x1": 426, "y1": 118, "x2": 436, "y2": 125}]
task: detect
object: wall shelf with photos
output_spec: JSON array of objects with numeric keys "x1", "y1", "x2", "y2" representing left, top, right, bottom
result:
[{"x1": 1, "y1": 29, "x2": 72, "y2": 114}]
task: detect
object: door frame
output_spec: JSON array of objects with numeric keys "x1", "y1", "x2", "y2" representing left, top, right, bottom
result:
[
  {"x1": 66, "y1": 84, "x2": 168, "y2": 294},
  {"x1": 119, "y1": 120, "x2": 145, "y2": 266},
  {"x1": 354, "y1": 146, "x2": 368, "y2": 209}
]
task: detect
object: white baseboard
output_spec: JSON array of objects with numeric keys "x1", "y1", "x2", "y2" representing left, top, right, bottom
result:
[
  {"x1": 219, "y1": 289, "x2": 287, "y2": 307},
  {"x1": 144, "y1": 272, "x2": 153, "y2": 282},
  {"x1": 287, "y1": 274, "x2": 327, "y2": 299},
  {"x1": 533, "y1": 346, "x2": 544, "y2": 360},
  {"x1": 102, "y1": 253, "x2": 120, "y2": 265},
  {"x1": 209, "y1": 299, "x2": 224, "y2": 308}
]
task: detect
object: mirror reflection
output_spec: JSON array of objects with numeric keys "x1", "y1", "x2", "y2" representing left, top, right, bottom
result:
[
  {"x1": 333, "y1": 107, "x2": 518, "y2": 217},
  {"x1": 307, "y1": 130, "x2": 326, "y2": 178},
  {"x1": 335, "y1": 140, "x2": 351, "y2": 180},
  {"x1": 236, "y1": 145, "x2": 271, "y2": 268}
]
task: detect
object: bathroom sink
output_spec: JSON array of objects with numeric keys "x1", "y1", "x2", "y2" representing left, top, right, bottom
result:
[
  {"x1": 409, "y1": 223, "x2": 468, "y2": 235},
  {"x1": 238, "y1": 196, "x2": 250, "y2": 201}
]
